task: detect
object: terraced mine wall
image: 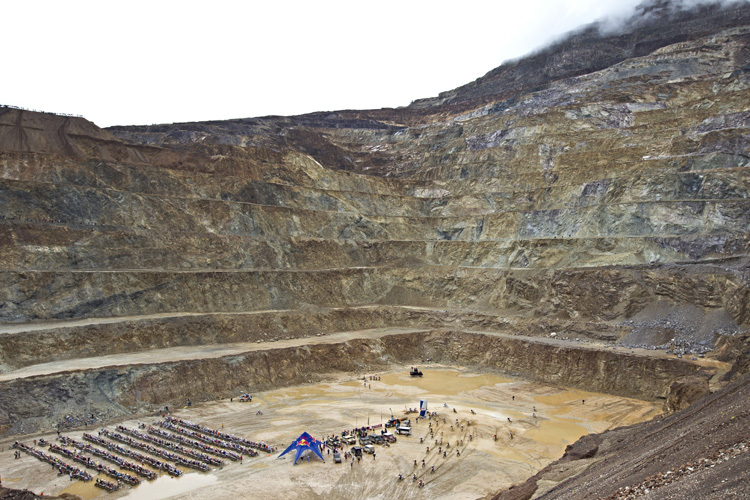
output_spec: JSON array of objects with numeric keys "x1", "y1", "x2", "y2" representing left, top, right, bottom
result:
[
  {"x1": 1, "y1": 265, "x2": 746, "y2": 329},
  {"x1": 1, "y1": 5, "x2": 749, "y2": 447},
  {"x1": 0, "y1": 306, "x2": 633, "y2": 373},
  {"x1": 0, "y1": 330, "x2": 708, "y2": 436}
]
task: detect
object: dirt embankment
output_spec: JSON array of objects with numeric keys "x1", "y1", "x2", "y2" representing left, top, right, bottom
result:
[
  {"x1": 0, "y1": 306, "x2": 628, "y2": 373},
  {"x1": 0, "y1": 486, "x2": 65, "y2": 500},
  {"x1": 0, "y1": 307, "x2": 419, "y2": 371},
  {"x1": 0, "y1": 487, "x2": 74, "y2": 500},
  {"x1": 0, "y1": 330, "x2": 711, "y2": 438}
]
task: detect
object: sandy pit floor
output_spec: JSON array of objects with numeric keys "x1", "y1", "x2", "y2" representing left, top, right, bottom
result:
[{"x1": 0, "y1": 366, "x2": 660, "y2": 500}]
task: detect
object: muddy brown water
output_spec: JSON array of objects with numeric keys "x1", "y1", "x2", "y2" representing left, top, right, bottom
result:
[{"x1": 2, "y1": 367, "x2": 659, "y2": 500}]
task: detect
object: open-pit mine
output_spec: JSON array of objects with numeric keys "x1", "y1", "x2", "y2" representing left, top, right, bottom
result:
[{"x1": 1, "y1": 1, "x2": 749, "y2": 499}]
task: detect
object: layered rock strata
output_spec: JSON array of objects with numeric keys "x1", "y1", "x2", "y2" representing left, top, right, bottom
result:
[{"x1": 1, "y1": 3, "x2": 750, "y2": 497}]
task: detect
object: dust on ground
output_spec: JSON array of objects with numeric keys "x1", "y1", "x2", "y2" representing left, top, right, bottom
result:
[{"x1": 0, "y1": 366, "x2": 659, "y2": 500}]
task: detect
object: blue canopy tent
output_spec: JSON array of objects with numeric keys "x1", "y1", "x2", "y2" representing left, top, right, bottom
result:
[{"x1": 278, "y1": 432, "x2": 325, "y2": 464}]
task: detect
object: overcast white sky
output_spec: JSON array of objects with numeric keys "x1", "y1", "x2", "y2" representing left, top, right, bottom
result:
[{"x1": 2, "y1": 0, "x2": 671, "y2": 127}]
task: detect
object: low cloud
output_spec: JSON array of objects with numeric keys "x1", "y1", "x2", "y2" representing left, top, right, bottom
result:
[{"x1": 599, "y1": 0, "x2": 749, "y2": 34}]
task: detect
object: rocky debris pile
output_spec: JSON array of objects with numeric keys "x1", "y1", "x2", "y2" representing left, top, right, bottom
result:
[
  {"x1": 599, "y1": 440, "x2": 749, "y2": 499},
  {"x1": 664, "y1": 340, "x2": 712, "y2": 358},
  {"x1": 57, "y1": 414, "x2": 91, "y2": 430},
  {"x1": 55, "y1": 409, "x2": 113, "y2": 431},
  {"x1": 0, "y1": 487, "x2": 57, "y2": 500},
  {"x1": 619, "y1": 305, "x2": 743, "y2": 356}
]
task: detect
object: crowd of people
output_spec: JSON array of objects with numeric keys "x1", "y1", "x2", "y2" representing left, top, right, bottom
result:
[
  {"x1": 157, "y1": 419, "x2": 258, "y2": 457},
  {"x1": 11, "y1": 441, "x2": 92, "y2": 482},
  {"x1": 83, "y1": 433, "x2": 181, "y2": 477},
  {"x1": 95, "y1": 477, "x2": 120, "y2": 492},
  {"x1": 115, "y1": 425, "x2": 222, "y2": 467},
  {"x1": 100, "y1": 429, "x2": 203, "y2": 472},
  {"x1": 60, "y1": 435, "x2": 157, "y2": 480},
  {"x1": 165, "y1": 416, "x2": 275, "y2": 453},
  {"x1": 148, "y1": 426, "x2": 243, "y2": 462},
  {"x1": 48, "y1": 443, "x2": 140, "y2": 486}
]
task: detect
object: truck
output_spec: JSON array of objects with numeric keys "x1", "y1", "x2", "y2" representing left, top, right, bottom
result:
[{"x1": 385, "y1": 418, "x2": 402, "y2": 428}]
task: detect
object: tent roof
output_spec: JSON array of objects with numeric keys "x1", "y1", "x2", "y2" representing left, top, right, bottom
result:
[{"x1": 278, "y1": 431, "x2": 325, "y2": 464}]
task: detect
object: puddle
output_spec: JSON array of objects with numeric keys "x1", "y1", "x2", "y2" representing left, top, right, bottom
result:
[
  {"x1": 121, "y1": 473, "x2": 218, "y2": 500},
  {"x1": 534, "y1": 388, "x2": 593, "y2": 406},
  {"x1": 534, "y1": 388, "x2": 657, "y2": 428},
  {"x1": 341, "y1": 380, "x2": 366, "y2": 388},
  {"x1": 60, "y1": 477, "x2": 105, "y2": 500},
  {"x1": 524, "y1": 419, "x2": 589, "y2": 447},
  {"x1": 265, "y1": 384, "x2": 359, "y2": 402},
  {"x1": 494, "y1": 447, "x2": 538, "y2": 465}
]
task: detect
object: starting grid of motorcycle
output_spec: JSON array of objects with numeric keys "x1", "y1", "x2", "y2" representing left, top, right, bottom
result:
[{"x1": 11, "y1": 416, "x2": 273, "y2": 493}]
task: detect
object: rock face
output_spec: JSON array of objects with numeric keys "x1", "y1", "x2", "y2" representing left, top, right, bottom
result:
[
  {"x1": 3, "y1": 11, "x2": 748, "y2": 331},
  {"x1": 1, "y1": 1, "x2": 749, "y2": 498},
  {"x1": 664, "y1": 374, "x2": 712, "y2": 412}
]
